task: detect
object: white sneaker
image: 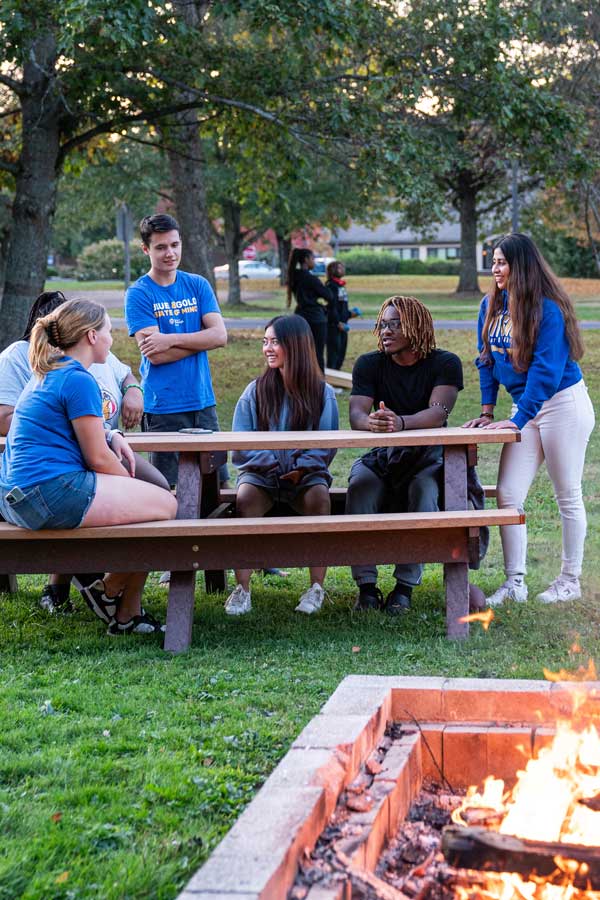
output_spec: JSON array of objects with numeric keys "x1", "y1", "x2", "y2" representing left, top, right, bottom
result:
[
  {"x1": 158, "y1": 571, "x2": 171, "y2": 585},
  {"x1": 486, "y1": 579, "x2": 528, "y2": 607},
  {"x1": 224, "y1": 584, "x2": 251, "y2": 616},
  {"x1": 295, "y1": 583, "x2": 325, "y2": 614},
  {"x1": 536, "y1": 576, "x2": 581, "y2": 604}
]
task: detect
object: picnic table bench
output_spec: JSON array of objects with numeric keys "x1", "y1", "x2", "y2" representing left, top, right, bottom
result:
[{"x1": 0, "y1": 428, "x2": 522, "y2": 652}]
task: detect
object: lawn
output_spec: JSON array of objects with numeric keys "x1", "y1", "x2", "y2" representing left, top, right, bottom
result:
[{"x1": 1, "y1": 326, "x2": 599, "y2": 900}]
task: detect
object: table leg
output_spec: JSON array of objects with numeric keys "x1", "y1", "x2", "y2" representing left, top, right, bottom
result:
[
  {"x1": 165, "y1": 452, "x2": 201, "y2": 653},
  {"x1": 200, "y1": 452, "x2": 227, "y2": 593},
  {"x1": 443, "y1": 446, "x2": 469, "y2": 639},
  {"x1": 0, "y1": 574, "x2": 18, "y2": 595}
]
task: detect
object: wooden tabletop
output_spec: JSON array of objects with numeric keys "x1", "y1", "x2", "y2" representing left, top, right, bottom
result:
[
  {"x1": 120, "y1": 427, "x2": 520, "y2": 452},
  {"x1": 0, "y1": 427, "x2": 519, "y2": 453}
]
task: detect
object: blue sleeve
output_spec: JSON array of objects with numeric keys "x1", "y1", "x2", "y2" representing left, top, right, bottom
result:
[
  {"x1": 231, "y1": 382, "x2": 279, "y2": 473},
  {"x1": 62, "y1": 369, "x2": 103, "y2": 420},
  {"x1": 475, "y1": 297, "x2": 499, "y2": 407},
  {"x1": 292, "y1": 385, "x2": 339, "y2": 472},
  {"x1": 511, "y1": 300, "x2": 571, "y2": 429},
  {"x1": 125, "y1": 283, "x2": 156, "y2": 336}
]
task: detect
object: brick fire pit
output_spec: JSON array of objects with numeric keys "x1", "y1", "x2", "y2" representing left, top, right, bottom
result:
[{"x1": 178, "y1": 676, "x2": 600, "y2": 900}]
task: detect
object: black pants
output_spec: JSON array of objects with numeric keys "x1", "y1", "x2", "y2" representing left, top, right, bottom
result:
[
  {"x1": 327, "y1": 324, "x2": 348, "y2": 370},
  {"x1": 304, "y1": 319, "x2": 327, "y2": 373},
  {"x1": 143, "y1": 407, "x2": 230, "y2": 489}
]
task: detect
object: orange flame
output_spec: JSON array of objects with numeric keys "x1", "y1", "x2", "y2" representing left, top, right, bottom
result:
[
  {"x1": 458, "y1": 608, "x2": 495, "y2": 631},
  {"x1": 543, "y1": 658, "x2": 598, "y2": 682}
]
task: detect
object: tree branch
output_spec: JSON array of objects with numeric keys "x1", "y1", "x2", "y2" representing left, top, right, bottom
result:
[{"x1": 0, "y1": 72, "x2": 23, "y2": 95}]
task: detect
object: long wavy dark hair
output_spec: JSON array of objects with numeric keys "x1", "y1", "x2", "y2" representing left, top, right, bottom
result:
[
  {"x1": 480, "y1": 233, "x2": 584, "y2": 371},
  {"x1": 255, "y1": 315, "x2": 324, "y2": 431},
  {"x1": 286, "y1": 247, "x2": 314, "y2": 308}
]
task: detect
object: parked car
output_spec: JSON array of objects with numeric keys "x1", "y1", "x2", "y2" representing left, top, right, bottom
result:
[
  {"x1": 214, "y1": 260, "x2": 281, "y2": 280},
  {"x1": 312, "y1": 256, "x2": 335, "y2": 276}
]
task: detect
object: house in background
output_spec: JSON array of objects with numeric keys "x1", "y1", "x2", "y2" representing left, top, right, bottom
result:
[{"x1": 332, "y1": 214, "x2": 489, "y2": 270}]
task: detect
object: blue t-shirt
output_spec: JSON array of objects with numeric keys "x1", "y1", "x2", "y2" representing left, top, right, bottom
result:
[
  {"x1": 476, "y1": 292, "x2": 582, "y2": 429},
  {"x1": 125, "y1": 271, "x2": 221, "y2": 414},
  {"x1": 0, "y1": 358, "x2": 103, "y2": 489}
]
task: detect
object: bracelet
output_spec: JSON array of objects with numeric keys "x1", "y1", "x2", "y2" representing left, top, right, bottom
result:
[
  {"x1": 123, "y1": 383, "x2": 144, "y2": 396},
  {"x1": 480, "y1": 411, "x2": 494, "y2": 419},
  {"x1": 429, "y1": 401, "x2": 450, "y2": 419},
  {"x1": 398, "y1": 414, "x2": 405, "y2": 431}
]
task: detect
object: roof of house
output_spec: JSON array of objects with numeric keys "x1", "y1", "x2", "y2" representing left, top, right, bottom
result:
[{"x1": 335, "y1": 214, "x2": 462, "y2": 245}]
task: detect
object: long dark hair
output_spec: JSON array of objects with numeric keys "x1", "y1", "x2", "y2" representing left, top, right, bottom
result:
[
  {"x1": 286, "y1": 247, "x2": 313, "y2": 308},
  {"x1": 481, "y1": 233, "x2": 584, "y2": 371},
  {"x1": 255, "y1": 315, "x2": 324, "y2": 431},
  {"x1": 21, "y1": 291, "x2": 68, "y2": 341}
]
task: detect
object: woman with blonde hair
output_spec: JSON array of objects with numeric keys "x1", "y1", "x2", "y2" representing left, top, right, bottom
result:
[
  {"x1": 464, "y1": 233, "x2": 595, "y2": 606},
  {"x1": 0, "y1": 299, "x2": 177, "y2": 634}
]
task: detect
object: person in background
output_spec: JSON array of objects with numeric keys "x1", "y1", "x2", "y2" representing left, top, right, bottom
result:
[
  {"x1": 125, "y1": 213, "x2": 228, "y2": 489},
  {"x1": 346, "y1": 296, "x2": 463, "y2": 615},
  {"x1": 286, "y1": 248, "x2": 333, "y2": 372},
  {"x1": 0, "y1": 299, "x2": 177, "y2": 635},
  {"x1": 0, "y1": 290, "x2": 169, "y2": 613},
  {"x1": 464, "y1": 233, "x2": 594, "y2": 606},
  {"x1": 226, "y1": 315, "x2": 339, "y2": 616},
  {"x1": 325, "y1": 260, "x2": 361, "y2": 371}
]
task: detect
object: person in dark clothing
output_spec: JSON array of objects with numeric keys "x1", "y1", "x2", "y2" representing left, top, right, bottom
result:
[
  {"x1": 325, "y1": 260, "x2": 361, "y2": 371},
  {"x1": 286, "y1": 248, "x2": 333, "y2": 372},
  {"x1": 346, "y1": 296, "x2": 463, "y2": 615}
]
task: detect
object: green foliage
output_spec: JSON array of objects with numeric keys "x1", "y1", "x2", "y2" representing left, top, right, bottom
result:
[
  {"x1": 339, "y1": 249, "x2": 460, "y2": 276},
  {"x1": 77, "y1": 239, "x2": 147, "y2": 281},
  {"x1": 531, "y1": 231, "x2": 598, "y2": 279}
]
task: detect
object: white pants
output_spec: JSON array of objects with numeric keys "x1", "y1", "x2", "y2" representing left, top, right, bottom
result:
[{"x1": 496, "y1": 379, "x2": 595, "y2": 578}]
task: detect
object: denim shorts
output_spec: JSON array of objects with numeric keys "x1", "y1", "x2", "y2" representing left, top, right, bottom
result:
[{"x1": 0, "y1": 470, "x2": 97, "y2": 530}]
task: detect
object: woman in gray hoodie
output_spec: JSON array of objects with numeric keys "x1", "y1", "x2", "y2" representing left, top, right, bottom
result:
[{"x1": 225, "y1": 315, "x2": 339, "y2": 617}]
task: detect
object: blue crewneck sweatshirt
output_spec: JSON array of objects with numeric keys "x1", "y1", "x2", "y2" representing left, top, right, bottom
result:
[{"x1": 476, "y1": 292, "x2": 582, "y2": 429}]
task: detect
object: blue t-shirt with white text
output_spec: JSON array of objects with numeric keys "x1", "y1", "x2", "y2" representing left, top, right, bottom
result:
[
  {"x1": 0, "y1": 358, "x2": 103, "y2": 489},
  {"x1": 125, "y1": 271, "x2": 221, "y2": 414}
]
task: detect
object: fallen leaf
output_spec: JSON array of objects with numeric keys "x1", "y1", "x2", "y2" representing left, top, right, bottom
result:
[
  {"x1": 202, "y1": 757, "x2": 213, "y2": 767},
  {"x1": 51, "y1": 812, "x2": 62, "y2": 823},
  {"x1": 352, "y1": 646, "x2": 361, "y2": 653},
  {"x1": 55, "y1": 871, "x2": 69, "y2": 884}
]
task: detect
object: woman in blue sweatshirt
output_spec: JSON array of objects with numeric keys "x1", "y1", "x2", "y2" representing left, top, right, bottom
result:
[
  {"x1": 225, "y1": 315, "x2": 339, "y2": 617},
  {"x1": 464, "y1": 233, "x2": 594, "y2": 606}
]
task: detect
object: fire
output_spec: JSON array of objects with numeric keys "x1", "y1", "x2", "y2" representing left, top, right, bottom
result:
[
  {"x1": 452, "y1": 668, "x2": 600, "y2": 897},
  {"x1": 459, "y1": 608, "x2": 495, "y2": 631}
]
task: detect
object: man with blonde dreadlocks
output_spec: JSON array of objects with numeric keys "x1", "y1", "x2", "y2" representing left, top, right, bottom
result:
[{"x1": 346, "y1": 296, "x2": 463, "y2": 614}]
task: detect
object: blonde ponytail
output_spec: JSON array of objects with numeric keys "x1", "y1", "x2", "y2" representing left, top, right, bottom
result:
[{"x1": 28, "y1": 299, "x2": 106, "y2": 378}]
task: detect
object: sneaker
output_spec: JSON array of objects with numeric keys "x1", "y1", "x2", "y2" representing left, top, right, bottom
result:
[
  {"x1": 385, "y1": 584, "x2": 412, "y2": 616},
  {"x1": 354, "y1": 584, "x2": 384, "y2": 611},
  {"x1": 486, "y1": 579, "x2": 528, "y2": 607},
  {"x1": 107, "y1": 610, "x2": 165, "y2": 636},
  {"x1": 536, "y1": 576, "x2": 581, "y2": 604},
  {"x1": 295, "y1": 583, "x2": 325, "y2": 614},
  {"x1": 224, "y1": 584, "x2": 252, "y2": 616},
  {"x1": 158, "y1": 571, "x2": 171, "y2": 585},
  {"x1": 39, "y1": 583, "x2": 74, "y2": 614},
  {"x1": 72, "y1": 577, "x2": 122, "y2": 623}
]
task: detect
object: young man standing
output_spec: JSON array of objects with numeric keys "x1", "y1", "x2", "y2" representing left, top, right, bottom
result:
[
  {"x1": 346, "y1": 295, "x2": 463, "y2": 615},
  {"x1": 125, "y1": 214, "x2": 228, "y2": 488}
]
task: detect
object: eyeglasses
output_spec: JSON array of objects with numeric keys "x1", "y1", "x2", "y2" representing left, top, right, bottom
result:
[{"x1": 375, "y1": 319, "x2": 403, "y2": 334}]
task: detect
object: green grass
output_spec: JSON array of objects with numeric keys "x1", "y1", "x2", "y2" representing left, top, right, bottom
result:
[
  {"x1": 2, "y1": 327, "x2": 600, "y2": 899},
  {"x1": 45, "y1": 279, "x2": 125, "y2": 292}
]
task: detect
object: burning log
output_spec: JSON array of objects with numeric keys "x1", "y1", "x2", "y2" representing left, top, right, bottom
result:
[{"x1": 442, "y1": 824, "x2": 600, "y2": 889}]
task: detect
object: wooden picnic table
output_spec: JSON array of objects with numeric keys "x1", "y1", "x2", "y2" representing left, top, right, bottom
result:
[{"x1": 0, "y1": 427, "x2": 520, "y2": 650}]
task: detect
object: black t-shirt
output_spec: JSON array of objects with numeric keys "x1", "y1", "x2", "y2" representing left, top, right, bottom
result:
[{"x1": 351, "y1": 349, "x2": 464, "y2": 415}]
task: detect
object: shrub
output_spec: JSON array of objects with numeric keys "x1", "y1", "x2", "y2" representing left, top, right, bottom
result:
[
  {"x1": 77, "y1": 239, "x2": 147, "y2": 281},
  {"x1": 338, "y1": 248, "x2": 461, "y2": 276}
]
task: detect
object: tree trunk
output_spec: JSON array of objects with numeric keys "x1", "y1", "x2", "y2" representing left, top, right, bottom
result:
[
  {"x1": 165, "y1": 0, "x2": 215, "y2": 290},
  {"x1": 166, "y1": 121, "x2": 216, "y2": 290},
  {"x1": 223, "y1": 200, "x2": 243, "y2": 307},
  {"x1": 0, "y1": 35, "x2": 61, "y2": 349},
  {"x1": 276, "y1": 232, "x2": 291, "y2": 285},
  {"x1": 0, "y1": 196, "x2": 12, "y2": 302},
  {"x1": 456, "y1": 180, "x2": 481, "y2": 294}
]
